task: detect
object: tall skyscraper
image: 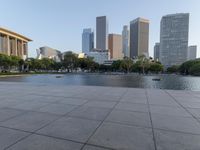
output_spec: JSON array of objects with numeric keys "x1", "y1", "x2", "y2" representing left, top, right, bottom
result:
[
  {"x1": 82, "y1": 28, "x2": 94, "y2": 54},
  {"x1": 122, "y1": 25, "x2": 130, "y2": 57},
  {"x1": 108, "y1": 34, "x2": 123, "y2": 60},
  {"x1": 96, "y1": 16, "x2": 108, "y2": 50},
  {"x1": 130, "y1": 18, "x2": 149, "y2": 58},
  {"x1": 187, "y1": 45, "x2": 197, "y2": 60},
  {"x1": 160, "y1": 13, "x2": 189, "y2": 68},
  {"x1": 154, "y1": 43, "x2": 160, "y2": 61}
]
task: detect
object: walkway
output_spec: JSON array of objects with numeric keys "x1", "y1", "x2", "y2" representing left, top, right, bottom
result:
[{"x1": 0, "y1": 82, "x2": 200, "y2": 150}]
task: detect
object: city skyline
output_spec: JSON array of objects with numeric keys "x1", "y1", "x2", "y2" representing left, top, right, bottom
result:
[{"x1": 0, "y1": 0, "x2": 199, "y2": 58}]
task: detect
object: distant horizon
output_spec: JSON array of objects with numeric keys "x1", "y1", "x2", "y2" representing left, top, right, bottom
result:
[{"x1": 0, "y1": 0, "x2": 199, "y2": 58}]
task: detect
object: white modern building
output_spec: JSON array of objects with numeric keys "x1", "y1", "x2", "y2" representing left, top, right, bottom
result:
[
  {"x1": 154, "y1": 43, "x2": 160, "y2": 61},
  {"x1": 87, "y1": 49, "x2": 110, "y2": 64},
  {"x1": 160, "y1": 13, "x2": 189, "y2": 68},
  {"x1": 188, "y1": 45, "x2": 197, "y2": 60},
  {"x1": 36, "y1": 46, "x2": 62, "y2": 62},
  {"x1": 82, "y1": 28, "x2": 94, "y2": 54},
  {"x1": 122, "y1": 25, "x2": 130, "y2": 57},
  {"x1": 96, "y1": 16, "x2": 108, "y2": 50}
]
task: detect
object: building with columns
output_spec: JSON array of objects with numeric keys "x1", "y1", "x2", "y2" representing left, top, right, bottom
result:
[{"x1": 0, "y1": 27, "x2": 32, "y2": 60}]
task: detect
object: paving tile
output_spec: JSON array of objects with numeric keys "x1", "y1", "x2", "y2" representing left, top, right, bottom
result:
[
  {"x1": 69, "y1": 106, "x2": 111, "y2": 121},
  {"x1": 150, "y1": 105, "x2": 192, "y2": 117},
  {"x1": 38, "y1": 103, "x2": 77, "y2": 115},
  {"x1": 0, "y1": 99, "x2": 22, "y2": 108},
  {"x1": 0, "y1": 127, "x2": 29, "y2": 149},
  {"x1": 7, "y1": 134, "x2": 83, "y2": 150},
  {"x1": 84, "y1": 101, "x2": 116, "y2": 109},
  {"x1": 152, "y1": 114, "x2": 200, "y2": 134},
  {"x1": 24, "y1": 95, "x2": 65, "y2": 103},
  {"x1": 82, "y1": 145, "x2": 110, "y2": 150},
  {"x1": 57, "y1": 97, "x2": 89, "y2": 105},
  {"x1": 120, "y1": 97, "x2": 147, "y2": 104},
  {"x1": 88, "y1": 122, "x2": 155, "y2": 150},
  {"x1": 106, "y1": 110, "x2": 151, "y2": 127},
  {"x1": 148, "y1": 98, "x2": 179, "y2": 107},
  {"x1": 0, "y1": 111, "x2": 59, "y2": 132},
  {"x1": 115, "y1": 102, "x2": 149, "y2": 113},
  {"x1": 154, "y1": 129, "x2": 200, "y2": 150},
  {"x1": 180, "y1": 102, "x2": 200, "y2": 109},
  {"x1": 0, "y1": 108, "x2": 25, "y2": 122},
  {"x1": 187, "y1": 108, "x2": 200, "y2": 118},
  {"x1": 175, "y1": 97, "x2": 200, "y2": 103},
  {"x1": 10, "y1": 101, "x2": 49, "y2": 111},
  {"x1": 37, "y1": 117, "x2": 101, "y2": 143}
]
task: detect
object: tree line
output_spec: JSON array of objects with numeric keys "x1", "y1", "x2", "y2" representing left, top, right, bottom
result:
[
  {"x1": 167, "y1": 59, "x2": 200, "y2": 76},
  {"x1": 0, "y1": 52, "x2": 164, "y2": 74}
]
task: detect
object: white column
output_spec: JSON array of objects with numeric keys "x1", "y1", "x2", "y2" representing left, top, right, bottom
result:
[
  {"x1": 6, "y1": 35, "x2": 10, "y2": 55},
  {"x1": 15, "y1": 38, "x2": 18, "y2": 56},
  {"x1": 21, "y1": 41, "x2": 24, "y2": 57}
]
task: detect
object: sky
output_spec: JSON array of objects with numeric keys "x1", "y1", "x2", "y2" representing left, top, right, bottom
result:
[{"x1": 0, "y1": 0, "x2": 200, "y2": 58}]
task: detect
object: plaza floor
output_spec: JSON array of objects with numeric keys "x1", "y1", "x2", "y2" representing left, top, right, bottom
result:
[{"x1": 0, "y1": 82, "x2": 200, "y2": 150}]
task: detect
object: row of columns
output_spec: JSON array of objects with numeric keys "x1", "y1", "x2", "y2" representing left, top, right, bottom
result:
[{"x1": 0, "y1": 34, "x2": 28, "y2": 59}]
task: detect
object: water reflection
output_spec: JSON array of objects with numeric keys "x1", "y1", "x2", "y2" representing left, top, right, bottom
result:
[{"x1": 0, "y1": 74, "x2": 200, "y2": 90}]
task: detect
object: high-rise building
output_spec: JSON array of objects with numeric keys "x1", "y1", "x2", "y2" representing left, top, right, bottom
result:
[
  {"x1": 130, "y1": 18, "x2": 149, "y2": 58},
  {"x1": 108, "y1": 34, "x2": 123, "y2": 60},
  {"x1": 160, "y1": 13, "x2": 189, "y2": 68},
  {"x1": 154, "y1": 43, "x2": 160, "y2": 61},
  {"x1": 96, "y1": 16, "x2": 108, "y2": 50},
  {"x1": 82, "y1": 28, "x2": 94, "y2": 54},
  {"x1": 0, "y1": 27, "x2": 32, "y2": 60},
  {"x1": 188, "y1": 45, "x2": 197, "y2": 60},
  {"x1": 122, "y1": 25, "x2": 130, "y2": 57}
]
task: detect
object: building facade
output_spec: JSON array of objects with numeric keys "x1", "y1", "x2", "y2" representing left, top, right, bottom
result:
[
  {"x1": 96, "y1": 16, "x2": 108, "y2": 50},
  {"x1": 108, "y1": 34, "x2": 123, "y2": 60},
  {"x1": 87, "y1": 49, "x2": 110, "y2": 64},
  {"x1": 187, "y1": 45, "x2": 197, "y2": 60},
  {"x1": 154, "y1": 43, "x2": 160, "y2": 61},
  {"x1": 122, "y1": 25, "x2": 130, "y2": 57},
  {"x1": 160, "y1": 13, "x2": 189, "y2": 68},
  {"x1": 130, "y1": 18, "x2": 149, "y2": 58},
  {"x1": 82, "y1": 28, "x2": 94, "y2": 54},
  {"x1": 0, "y1": 27, "x2": 32, "y2": 59},
  {"x1": 36, "y1": 46, "x2": 62, "y2": 62}
]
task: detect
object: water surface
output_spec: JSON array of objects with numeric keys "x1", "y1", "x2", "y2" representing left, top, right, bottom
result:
[{"x1": 0, "y1": 74, "x2": 200, "y2": 90}]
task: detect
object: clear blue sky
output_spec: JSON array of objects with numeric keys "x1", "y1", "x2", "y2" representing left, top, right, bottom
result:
[{"x1": 0, "y1": 0, "x2": 199, "y2": 57}]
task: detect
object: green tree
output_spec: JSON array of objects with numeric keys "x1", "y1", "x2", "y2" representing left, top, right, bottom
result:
[
  {"x1": 111, "y1": 60, "x2": 122, "y2": 72},
  {"x1": 137, "y1": 55, "x2": 150, "y2": 74},
  {"x1": 189, "y1": 62, "x2": 200, "y2": 76},
  {"x1": 0, "y1": 54, "x2": 10, "y2": 71},
  {"x1": 167, "y1": 65, "x2": 179, "y2": 73},
  {"x1": 149, "y1": 62, "x2": 163, "y2": 73},
  {"x1": 63, "y1": 51, "x2": 78, "y2": 72},
  {"x1": 179, "y1": 59, "x2": 200, "y2": 75},
  {"x1": 120, "y1": 58, "x2": 133, "y2": 73}
]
